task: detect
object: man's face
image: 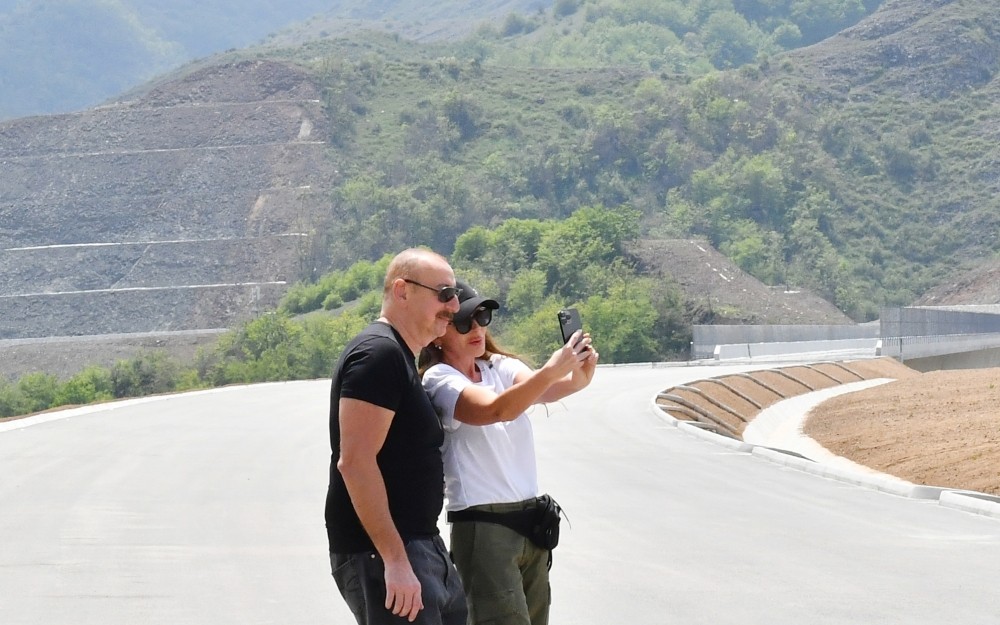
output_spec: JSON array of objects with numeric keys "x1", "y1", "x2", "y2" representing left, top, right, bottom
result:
[{"x1": 403, "y1": 262, "x2": 461, "y2": 343}]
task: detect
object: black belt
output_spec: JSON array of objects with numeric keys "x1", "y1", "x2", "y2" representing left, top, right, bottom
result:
[{"x1": 447, "y1": 505, "x2": 535, "y2": 536}]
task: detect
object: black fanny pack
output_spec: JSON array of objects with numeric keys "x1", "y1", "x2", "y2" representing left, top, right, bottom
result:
[{"x1": 447, "y1": 494, "x2": 564, "y2": 550}]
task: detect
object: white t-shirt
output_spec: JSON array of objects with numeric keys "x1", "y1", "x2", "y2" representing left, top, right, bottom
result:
[{"x1": 423, "y1": 354, "x2": 538, "y2": 511}]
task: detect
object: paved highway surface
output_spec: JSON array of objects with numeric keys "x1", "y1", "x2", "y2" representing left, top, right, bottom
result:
[{"x1": 2, "y1": 364, "x2": 998, "y2": 624}]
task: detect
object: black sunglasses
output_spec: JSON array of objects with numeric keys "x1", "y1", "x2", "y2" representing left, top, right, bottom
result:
[
  {"x1": 403, "y1": 278, "x2": 463, "y2": 303},
  {"x1": 452, "y1": 306, "x2": 493, "y2": 334}
]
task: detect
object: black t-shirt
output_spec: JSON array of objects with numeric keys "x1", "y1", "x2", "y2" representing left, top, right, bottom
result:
[{"x1": 325, "y1": 321, "x2": 444, "y2": 553}]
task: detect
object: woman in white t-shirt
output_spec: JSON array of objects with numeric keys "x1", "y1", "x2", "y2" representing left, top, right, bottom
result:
[{"x1": 419, "y1": 280, "x2": 598, "y2": 625}]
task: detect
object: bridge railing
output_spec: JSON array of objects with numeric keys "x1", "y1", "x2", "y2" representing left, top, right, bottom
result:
[{"x1": 875, "y1": 333, "x2": 1000, "y2": 360}]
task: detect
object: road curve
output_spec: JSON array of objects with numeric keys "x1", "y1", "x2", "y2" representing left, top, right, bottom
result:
[{"x1": 2, "y1": 365, "x2": 998, "y2": 624}]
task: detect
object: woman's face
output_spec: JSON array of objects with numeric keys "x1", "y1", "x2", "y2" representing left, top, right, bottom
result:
[{"x1": 438, "y1": 310, "x2": 489, "y2": 363}]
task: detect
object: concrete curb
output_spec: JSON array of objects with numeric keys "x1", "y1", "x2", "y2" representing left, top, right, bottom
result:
[{"x1": 939, "y1": 490, "x2": 1000, "y2": 518}]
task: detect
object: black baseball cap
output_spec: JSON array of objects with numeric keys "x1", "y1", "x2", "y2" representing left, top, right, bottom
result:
[{"x1": 454, "y1": 279, "x2": 499, "y2": 324}]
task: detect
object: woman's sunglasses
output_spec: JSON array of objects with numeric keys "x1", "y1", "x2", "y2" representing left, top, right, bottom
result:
[
  {"x1": 403, "y1": 278, "x2": 463, "y2": 303},
  {"x1": 452, "y1": 307, "x2": 493, "y2": 334}
]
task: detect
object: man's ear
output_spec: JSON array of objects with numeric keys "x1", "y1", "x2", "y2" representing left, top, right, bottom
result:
[{"x1": 391, "y1": 278, "x2": 408, "y2": 301}]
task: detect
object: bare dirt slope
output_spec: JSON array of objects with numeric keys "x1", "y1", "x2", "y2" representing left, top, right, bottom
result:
[
  {"x1": 656, "y1": 358, "x2": 1000, "y2": 496},
  {"x1": 805, "y1": 366, "x2": 1000, "y2": 496},
  {"x1": 914, "y1": 259, "x2": 1000, "y2": 306}
]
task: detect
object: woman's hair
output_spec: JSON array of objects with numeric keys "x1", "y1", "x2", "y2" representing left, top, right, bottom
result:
[{"x1": 418, "y1": 330, "x2": 525, "y2": 376}]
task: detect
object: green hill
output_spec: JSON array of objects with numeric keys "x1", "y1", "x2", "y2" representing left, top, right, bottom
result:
[
  {"x1": 3, "y1": 0, "x2": 1000, "y2": 382},
  {"x1": 246, "y1": 0, "x2": 998, "y2": 321}
]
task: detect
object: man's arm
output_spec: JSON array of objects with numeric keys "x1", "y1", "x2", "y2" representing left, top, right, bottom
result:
[{"x1": 337, "y1": 397, "x2": 423, "y2": 622}]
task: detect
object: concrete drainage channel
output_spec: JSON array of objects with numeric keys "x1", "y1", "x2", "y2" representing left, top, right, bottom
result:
[{"x1": 650, "y1": 361, "x2": 1000, "y2": 521}]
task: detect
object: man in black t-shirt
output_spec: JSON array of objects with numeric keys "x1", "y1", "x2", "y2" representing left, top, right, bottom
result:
[{"x1": 327, "y1": 248, "x2": 468, "y2": 625}]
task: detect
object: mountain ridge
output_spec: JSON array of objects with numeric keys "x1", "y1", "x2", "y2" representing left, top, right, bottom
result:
[
  {"x1": 2, "y1": 0, "x2": 999, "y2": 380},
  {"x1": 778, "y1": 0, "x2": 999, "y2": 100}
]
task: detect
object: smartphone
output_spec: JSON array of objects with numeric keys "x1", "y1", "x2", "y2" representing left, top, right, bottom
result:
[{"x1": 557, "y1": 308, "x2": 584, "y2": 346}]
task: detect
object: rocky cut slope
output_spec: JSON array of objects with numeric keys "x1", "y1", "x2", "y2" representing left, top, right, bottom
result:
[
  {"x1": 0, "y1": 59, "x2": 338, "y2": 341},
  {"x1": 628, "y1": 239, "x2": 854, "y2": 325}
]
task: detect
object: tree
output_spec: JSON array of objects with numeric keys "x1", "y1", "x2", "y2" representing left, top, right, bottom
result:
[
  {"x1": 16, "y1": 372, "x2": 60, "y2": 414},
  {"x1": 720, "y1": 219, "x2": 784, "y2": 284},
  {"x1": 110, "y1": 351, "x2": 182, "y2": 398},
  {"x1": 587, "y1": 103, "x2": 640, "y2": 175},
  {"x1": 453, "y1": 218, "x2": 550, "y2": 283},
  {"x1": 785, "y1": 189, "x2": 845, "y2": 303},
  {"x1": 506, "y1": 269, "x2": 548, "y2": 314},
  {"x1": 700, "y1": 11, "x2": 759, "y2": 68},
  {"x1": 441, "y1": 90, "x2": 483, "y2": 141},
  {"x1": 54, "y1": 366, "x2": 114, "y2": 406},
  {"x1": 732, "y1": 153, "x2": 788, "y2": 228},
  {"x1": 535, "y1": 205, "x2": 640, "y2": 297},
  {"x1": 790, "y1": 0, "x2": 865, "y2": 44},
  {"x1": 298, "y1": 310, "x2": 373, "y2": 379},
  {"x1": 579, "y1": 283, "x2": 660, "y2": 362},
  {"x1": 0, "y1": 380, "x2": 30, "y2": 418},
  {"x1": 553, "y1": 0, "x2": 580, "y2": 18}
]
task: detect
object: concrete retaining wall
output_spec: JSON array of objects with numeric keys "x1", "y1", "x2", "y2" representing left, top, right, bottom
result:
[
  {"x1": 694, "y1": 324, "x2": 878, "y2": 360},
  {"x1": 880, "y1": 307, "x2": 1000, "y2": 337},
  {"x1": 714, "y1": 338, "x2": 879, "y2": 361},
  {"x1": 705, "y1": 308, "x2": 1000, "y2": 365}
]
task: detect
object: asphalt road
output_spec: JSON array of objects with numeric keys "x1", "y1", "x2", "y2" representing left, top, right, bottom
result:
[{"x1": 2, "y1": 364, "x2": 999, "y2": 624}]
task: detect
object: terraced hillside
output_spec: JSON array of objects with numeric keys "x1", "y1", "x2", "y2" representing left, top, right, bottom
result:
[{"x1": 0, "y1": 59, "x2": 337, "y2": 340}]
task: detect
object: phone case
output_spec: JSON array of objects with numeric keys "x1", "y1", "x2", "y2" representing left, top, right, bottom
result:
[{"x1": 557, "y1": 308, "x2": 583, "y2": 344}]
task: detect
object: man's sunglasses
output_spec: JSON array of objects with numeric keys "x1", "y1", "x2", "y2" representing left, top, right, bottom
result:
[
  {"x1": 403, "y1": 278, "x2": 463, "y2": 303},
  {"x1": 452, "y1": 307, "x2": 493, "y2": 335}
]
